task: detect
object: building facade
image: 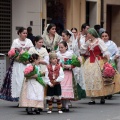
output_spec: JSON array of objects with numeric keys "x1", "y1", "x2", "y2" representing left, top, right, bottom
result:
[{"x1": 0, "y1": 0, "x2": 120, "y2": 54}]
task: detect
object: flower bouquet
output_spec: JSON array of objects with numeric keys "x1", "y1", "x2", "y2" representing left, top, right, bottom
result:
[
  {"x1": 102, "y1": 62, "x2": 116, "y2": 85},
  {"x1": 24, "y1": 65, "x2": 46, "y2": 87},
  {"x1": 8, "y1": 48, "x2": 19, "y2": 59},
  {"x1": 19, "y1": 50, "x2": 31, "y2": 63},
  {"x1": 71, "y1": 55, "x2": 81, "y2": 67}
]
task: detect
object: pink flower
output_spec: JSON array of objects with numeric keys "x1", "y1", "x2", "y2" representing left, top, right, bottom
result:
[
  {"x1": 8, "y1": 48, "x2": 16, "y2": 57},
  {"x1": 103, "y1": 62, "x2": 116, "y2": 77},
  {"x1": 24, "y1": 65, "x2": 34, "y2": 75}
]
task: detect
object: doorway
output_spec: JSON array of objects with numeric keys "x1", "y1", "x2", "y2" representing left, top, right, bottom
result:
[
  {"x1": 47, "y1": 0, "x2": 65, "y2": 35},
  {"x1": 107, "y1": 5, "x2": 120, "y2": 46}
]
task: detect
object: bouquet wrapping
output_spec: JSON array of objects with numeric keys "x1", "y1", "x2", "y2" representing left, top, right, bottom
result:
[
  {"x1": 24, "y1": 65, "x2": 46, "y2": 87},
  {"x1": 19, "y1": 50, "x2": 31, "y2": 63},
  {"x1": 8, "y1": 48, "x2": 19, "y2": 59},
  {"x1": 59, "y1": 55, "x2": 81, "y2": 70},
  {"x1": 71, "y1": 55, "x2": 81, "y2": 67}
]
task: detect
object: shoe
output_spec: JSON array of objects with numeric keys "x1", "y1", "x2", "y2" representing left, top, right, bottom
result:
[
  {"x1": 88, "y1": 101, "x2": 96, "y2": 105},
  {"x1": 34, "y1": 108, "x2": 40, "y2": 114},
  {"x1": 38, "y1": 108, "x2": 43, "y2": 112},
  {"x1": 107, "y1": 95, "x2": 112, "y2": 100},
  {"x1": 65, "y1": 109, "x2": 69, "y2": 112},
  {"x1": 26, "y1": 108, "x2": 33, "y2": 115},
  {"x1": 100, "y1": 99, "x2": 105, "y2": 104},
  {"x1": 58, "y1": 110, "x2": 63, "y2": 114},
  {"x1": 47, "y1": 110, "x2": 52, "y2": 114},
  {"x1": 62, "y1": 108, "x2": 69, "y2": 112}
]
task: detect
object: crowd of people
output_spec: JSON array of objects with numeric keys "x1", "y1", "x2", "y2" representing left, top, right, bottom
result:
[{"x1": 0, "y1": 23, "x2": 120, "y2": 115}]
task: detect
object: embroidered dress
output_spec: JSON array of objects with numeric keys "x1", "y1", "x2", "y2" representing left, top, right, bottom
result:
[
  {"x1": 104, "y1": 40, "x2": 119, "y2": 69},
  {"x1": 19, "y1": 64, "x2": 44, "y2": 108},
  {"x1": 81, "y1": 38, "x2": 120, "y2": 97},
  {"x1": 28, "y1": 47, "x2": 49, "y2": 73},
  {"x1": 56, "y1": 51, "x2": 80, "y2": 100},
  {"x1": 42, "y1": 32, "x2": 61, "y2": 52},
  {"x1": 0, "y1": 38, "x2": 33, "y2": 101}
]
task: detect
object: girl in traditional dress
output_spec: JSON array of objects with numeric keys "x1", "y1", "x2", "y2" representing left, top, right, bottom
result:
[
  {"x1": 28, "y1": 35, "x2": 49, "y2": 74},
  {"x1": 0, "y1": 27, "x2": 33, "y2": 102},
  {"x1": 80, "y1": 28, "x2": 120, "y2": 104},
  {"x1": 56, "y1": 41, "x2": 81, "y2": 112},
  {"x1": 42, "y1": 23, "x2": 62, "y2": 53},
  {"x1": 19, "y1": 53, "x2": 44, "y2": 115},
  {"x1": 44, "y1": 52, "x2": 64, "y2": 114}
]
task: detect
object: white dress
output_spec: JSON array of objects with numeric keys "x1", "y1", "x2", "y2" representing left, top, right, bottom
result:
[{"x1": 11, "y1": 38, "x2": 33, "y2": 99}]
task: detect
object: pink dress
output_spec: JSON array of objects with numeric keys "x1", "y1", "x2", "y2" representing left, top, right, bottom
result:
[{"x1": 56, "y1": 51, "x2": 74, "y2": 99}]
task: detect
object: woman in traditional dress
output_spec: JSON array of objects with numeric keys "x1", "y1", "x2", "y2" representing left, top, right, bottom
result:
[
  {"x1": 101, "y1": 31, "x2": 120, "y2": 99},
  {"x1": 56, "y1": 41, "x2": 81, "y2": 112},
  {"x1": 28, "y1": 35, "x2": 49, "y2": 74},
  {"x1": 101, "y1": 31, "x2": 119, "y2": 68},
  {"x1": 19, "y1": 54, "x2": 44, "y2": 115},
  {"x1": 80, "y1": 28, "x2": 120, "y2": 104},
  {"x1": 0, "y1": 27, "x2": 33, "y2": 101},
  {"x1": 42, "y1": 23, "x2": 62, "y2": 53}
]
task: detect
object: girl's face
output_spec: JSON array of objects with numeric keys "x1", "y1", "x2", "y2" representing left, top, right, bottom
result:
[
  {"x1": 19, "y1": 30, "x2": 27, "y2": 40},
  {"x1": 35, "y1": 39, "x2": 43, "y2": 48},
  {"x1": 50, "y1": 57, "x2": 57, "y2": 65},
  {"x1": 49, "y1": 26, "x2": 56, "y2": 35},
  {"x1": 101, "y1": 33, "x2": 109, "y2": 42},
  {"x1": 71, "y1": 29, "x2": 77, "y2": 38},
  {"x1": 34, "y1": 57, "x2": 40, "y2": 65},
  {"x1": 59, "y1": 43, "x2": 67, "y2": 53},
  {"x1": 62, "y1": 33, "x2": 70, "y2": 42}
]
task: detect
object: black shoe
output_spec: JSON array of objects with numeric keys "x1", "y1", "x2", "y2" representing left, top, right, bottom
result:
[
  {"x1": 100, "y1": 99, "x2": 105, "y2": 104},
  {"x1": 88, "y1": 101, "x2": 96, "y2": 105},
  {"x1": 26, "y1": 108, "x2": 33, "y2": 115},
  {"x1": 34, "y1": 108, "x2": 40, "y2": 114},
  {"x1": 62, "y1": 108, "x2": 69, "y2": 112},
  {"x1": 38, "y1": 108, "x2": 43, "y2": 112},
  {"x1": 107, "y1": 95, "x2": 112, "y2": 100}
]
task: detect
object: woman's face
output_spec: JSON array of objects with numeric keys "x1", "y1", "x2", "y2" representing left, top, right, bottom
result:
[
  {"x1": 101, "y1": 33, "x2": 109, "y2": 42},
  {"x1": 49, "y1": 26, "x2": 56, "y2": 35},
  {"x1": 62, "y1": 33, "x2": 70, "y2": 42},
  {"x1": 71, "y1": 29, "x2": 78, "y2": 38},
  {"x1": 35, "y1": 39, "x2": 43, "y2": 48},
  {"x1": 19, "y1": 30, "x2": 27, "y2": 40},
  {"x1": 59, "y1": 43, "x2": 67, "y2": 53},
  {"x1": 86, "y1": 33, "x2": 93, "y2": 40}
]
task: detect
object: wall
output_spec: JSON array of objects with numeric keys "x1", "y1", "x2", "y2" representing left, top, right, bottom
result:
[{"x1": 12, "y1": 0, "x2": 42, "y2": 40}]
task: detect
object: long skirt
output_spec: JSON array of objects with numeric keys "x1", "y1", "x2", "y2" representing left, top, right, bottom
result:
[
  {"x1": 61, "y1": 70, "x2": 82, "y2": 100},
  {"x1": 19, "y1": 78, "x2": 44, "y2": 108},
  {"x1": 84, "y1": 58, "x2": 120, "y2": 97}
]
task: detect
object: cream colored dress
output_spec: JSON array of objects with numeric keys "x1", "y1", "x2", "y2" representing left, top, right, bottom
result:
[{"x1": 80, "y1": 38, "x2": 120, "y2": 97}]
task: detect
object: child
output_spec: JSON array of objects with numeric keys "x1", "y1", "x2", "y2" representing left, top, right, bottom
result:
[
  {"x1": 19, "y1": 53, "x2": 44, "y2": 115},
  {"x1": 56, "y1": 41, "x2": 79, "y2": 112},
  {"x1": 45, "y1": 52, "x2": 64, "y2": 114}
]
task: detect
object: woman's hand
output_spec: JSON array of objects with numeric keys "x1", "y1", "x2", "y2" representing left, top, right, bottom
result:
[
  {"x1": 115, "y1": 55, "x2": 119, "y2": 59},
  {"x1": 104, "y1": 55, "x2": 110, "y2": 61},
  {"x1": 78, "y1": 56, "x2": 82, "y2": 63}
]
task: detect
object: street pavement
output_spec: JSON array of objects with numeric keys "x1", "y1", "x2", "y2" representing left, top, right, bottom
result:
[{"x1": 1, "y1": 94, "x2": 120, "y2": 120}]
